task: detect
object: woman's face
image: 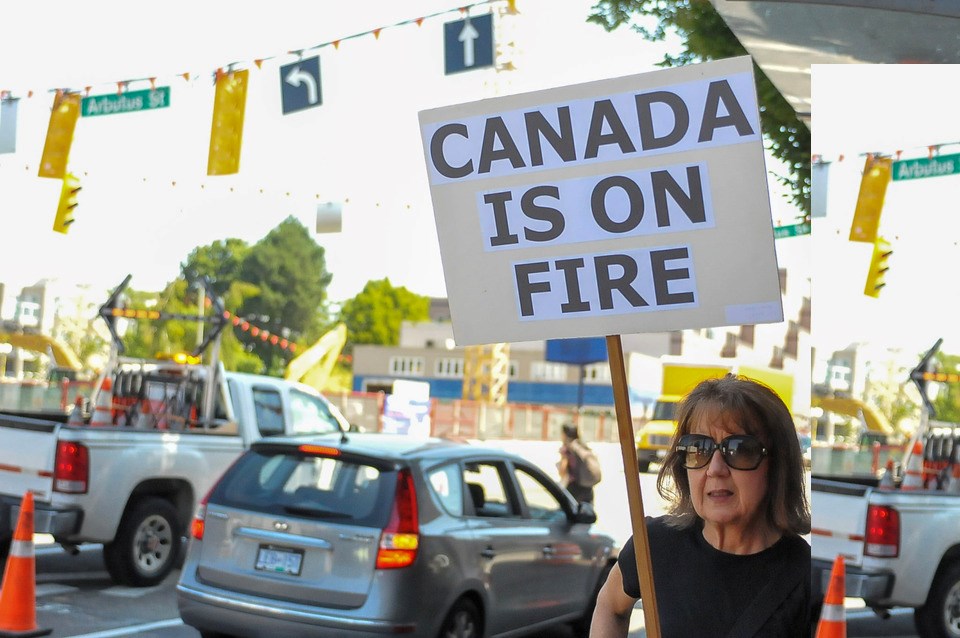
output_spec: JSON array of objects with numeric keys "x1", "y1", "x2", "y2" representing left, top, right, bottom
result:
[{"x1": 686, "y1": 407, "x2": 769, "y2": 534}]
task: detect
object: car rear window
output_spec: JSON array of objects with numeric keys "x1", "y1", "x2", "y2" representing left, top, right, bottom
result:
[{"x1": 209, "y1": 449, "x2": 396, "y2": 528}]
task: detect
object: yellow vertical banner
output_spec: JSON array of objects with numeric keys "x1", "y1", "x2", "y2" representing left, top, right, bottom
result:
[
  {"x1": 849, "y1": 155, "x2": 892, "y2": 243},
  {"x1": 38, "y1": 92, "x2": 81, "y2": 179},
  {"x1": 207, "y1": 69, "x2": 249, "y2": 176}
]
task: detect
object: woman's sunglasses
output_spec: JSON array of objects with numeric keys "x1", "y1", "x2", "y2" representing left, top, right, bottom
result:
[{"x1": 676, "y1": 434, "x2": 768, "y2": 471}]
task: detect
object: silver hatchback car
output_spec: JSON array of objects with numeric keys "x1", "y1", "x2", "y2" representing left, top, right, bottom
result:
[{"x1": 177, "y1": 432, "x2": 616, "y2": 638}]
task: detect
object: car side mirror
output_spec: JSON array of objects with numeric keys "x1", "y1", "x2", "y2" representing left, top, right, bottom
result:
[{"x1": 573, "y1": 501, "x2": 597, "y2": 524}]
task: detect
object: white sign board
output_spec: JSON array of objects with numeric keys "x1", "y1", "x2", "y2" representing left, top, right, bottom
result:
[{"x1": 418, "y1": 56, "x2": 783, "y2": 346}]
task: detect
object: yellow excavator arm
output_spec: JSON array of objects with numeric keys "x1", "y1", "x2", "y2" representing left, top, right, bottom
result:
[
  {"x1": 284, "y1": 324, "x2": 347, "y2": 392},
  {"x1": 812, "y1": 394, "x2": 894, "y2": 436},
  {"x1": 0, "y1": 331, "x2": 83, "y2": 371}
]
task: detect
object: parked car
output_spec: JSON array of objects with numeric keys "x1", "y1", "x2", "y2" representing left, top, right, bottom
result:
[{"x1": 177, "y1": 432, "x2": 616, "y2": 638}]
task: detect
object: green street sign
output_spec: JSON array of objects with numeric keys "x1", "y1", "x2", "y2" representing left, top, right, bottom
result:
[
  {"x1": 81, "y1": 87, "x2": 170, "y2": 117},
  {"x1": 892, "y1": 153, "x2": 960, "y2": 181},
  {"x1": 773, "y1": 221, "x2": 810, "y2": 239}
]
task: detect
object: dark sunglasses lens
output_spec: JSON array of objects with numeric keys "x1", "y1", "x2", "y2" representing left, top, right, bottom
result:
[
  {"x1": 679, "y1": 436, "x2": 714, "y2": 469},
  {"x1": 724, "y1": 436, "x2": 765, "y2": 470}
]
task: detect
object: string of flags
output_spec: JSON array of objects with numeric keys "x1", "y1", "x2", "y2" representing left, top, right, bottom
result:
[
  {"x1": 222, "y1": 309, "x2": 299, "y2": 354},
  {"x1": 0, "y1": 0, "x2": 511, "y2": 234}
]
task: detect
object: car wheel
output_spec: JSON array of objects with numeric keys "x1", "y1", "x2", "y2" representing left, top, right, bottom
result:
[
  {"x1": 637, "y1": 459, "x2": 650, "y2": 473},
  {"x1": 438, "y1": 597, "x2": 482, "y2": 638},
  {"x1": 570, "y1": 560, "x2": 614, "y2": 637},
  {"x1": 103, "y1": 497, "x2": 181, "y2": 587},
  {"x1": 915, "y1": 561, "x2": 960, "y2": 638}
]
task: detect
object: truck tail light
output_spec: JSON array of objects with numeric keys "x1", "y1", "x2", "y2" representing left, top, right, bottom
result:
[
  {"x1": 376, "y1": 469, "x2": 419, "y2": 569},
  {"x1": 54, "y1": 441, "x2": 89, "y2": 494},
  {"x1": 865, "y1": 504, "x2": 900, "y2": 558}
]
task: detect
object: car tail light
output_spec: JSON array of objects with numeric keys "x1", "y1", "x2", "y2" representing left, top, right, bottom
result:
[
  {"x1": 192, "y1": 455, "x2": 244, "y2": 540},
  {"x1": 54, "y1": 441, "x2": 89, "y2": 494},
  {"x1": 865, "y1": 504, "x2": 900, "y2": 558},
  {"x1": 376, "y1": 468, "x2": 419, "y2": 569}
]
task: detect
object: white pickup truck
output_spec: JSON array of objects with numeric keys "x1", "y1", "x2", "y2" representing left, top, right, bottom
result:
[
  {"x1": 812, "y1": 471, "x2": 960, "y2": 637},
  {"x1": 0, "y1": 362, "x2": 350, "y2": 587}
]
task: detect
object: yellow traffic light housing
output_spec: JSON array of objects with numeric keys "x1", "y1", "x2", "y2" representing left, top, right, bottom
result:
[
  {"x1": 52, "y1": 172, "x2": 81, "y2": 234},
  {"x1": 207, "y1": 69, "x2": 249, "y2": 176},
  {"x1": 864, "y1": 236, "x2": 892, "y2": 298},
  {"x1": 39, "y1": 92, "x2": 81, "y2": 179},
  {"x1": 850, "y1": 155, "x2": 892, "y2": 243}
]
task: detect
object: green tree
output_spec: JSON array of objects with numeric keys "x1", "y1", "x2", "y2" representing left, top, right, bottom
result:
[
  {"x1": 339, "y1": 279, "x2": 430, "y2": 353},
  {"x1": 181, "y1": 238, "x2": 250, "y2": 299},
  {"x1": 237, "y1": 217, "x2": 333, "y2": 375},
  {"x1": 587, "y1": 0, "x2": 810, "y2": 218},
  {"x1": 932, "y1": 353, "x2": 960, "y2": 422}
]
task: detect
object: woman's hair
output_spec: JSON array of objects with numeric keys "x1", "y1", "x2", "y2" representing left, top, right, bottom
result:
[{"x1": 655, "y1": 374, "x2": 811, "y2": 535}]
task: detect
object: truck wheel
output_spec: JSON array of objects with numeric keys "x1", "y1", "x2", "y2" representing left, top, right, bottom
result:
[
  {"x1": 103, "y1": 497, "x2": 182, "y2": 587},
  {"x1": 637, "y1": 459, "x2": 650, "y2": 473},
  {"x1": 915, "y1": 561, "x2": 960, "y2": 638}
]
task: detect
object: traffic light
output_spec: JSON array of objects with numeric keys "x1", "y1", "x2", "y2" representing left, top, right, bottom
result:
[
  {"x1": 207, "y1": 69, "x2": 249, "y2": 176},
  {"x1": 849, "y1": 155, "x2": 892, "y2": 243},
  {"x1": 52, "y1": 172, "x2": 81, "y2": 234},
  {"x1": 863, "y1": 236, "x2": 892, "y2": 297},
  {"x1": 38, "y1": 92, "x2": 81, "y2": 179}
]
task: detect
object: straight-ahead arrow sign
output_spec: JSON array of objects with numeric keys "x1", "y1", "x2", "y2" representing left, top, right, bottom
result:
[
  {"x1": 444, "y1": 13, "x2": 494, "y2": 75},
  {"x1": 459, "y1": 19, "x2": 480, "y2": 68}
]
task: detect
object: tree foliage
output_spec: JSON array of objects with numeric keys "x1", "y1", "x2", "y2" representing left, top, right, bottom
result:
[
  {"x1": 121, "y1": 217, "x2": 333, "y2": 376},
  {"x1": 932, "y1": 353, "x2": 960, "y2": 423},
  {"x1": 587, "y1": 0, "x2": 810, "y2": 218},
  {"x1": 338, "y1": 279, "x2": 431, "y2": 353}
]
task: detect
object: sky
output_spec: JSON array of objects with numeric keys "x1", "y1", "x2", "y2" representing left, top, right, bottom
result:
[
  {"x1": 0, "y1": 0, "x2": 702, "y2": 306},
  {"x1": 812, "y1": 64, "x2": 960, "y2": 357}
]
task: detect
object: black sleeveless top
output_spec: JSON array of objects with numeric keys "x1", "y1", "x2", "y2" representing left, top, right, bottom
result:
[{"x1": 617, "y1": 516, "x2": 810, "y2": 637}]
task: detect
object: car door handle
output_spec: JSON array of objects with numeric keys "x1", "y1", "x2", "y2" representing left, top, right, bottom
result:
[{"x1": 480, "y1": 546, "x2": 496, "y2": 559}]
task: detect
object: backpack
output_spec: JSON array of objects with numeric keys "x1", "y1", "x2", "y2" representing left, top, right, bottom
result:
[{"x1": 574, "y1": 443, "x2": 602, "y2": 488}]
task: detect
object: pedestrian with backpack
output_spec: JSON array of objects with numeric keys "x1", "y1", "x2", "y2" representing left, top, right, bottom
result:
[{"x1": 557, "y1": 423, "x2": 602, "y2": 505}]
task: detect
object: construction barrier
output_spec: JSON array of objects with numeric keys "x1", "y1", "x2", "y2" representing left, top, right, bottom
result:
[
  {"x1": 0, "y1": 492, "x2": 51, "y2": 637},
  {"x1": 815, "y1": 554, "x2": 846, "y2": 638}
]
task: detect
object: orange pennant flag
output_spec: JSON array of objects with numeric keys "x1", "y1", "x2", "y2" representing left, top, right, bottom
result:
[
  {"x1": 254, "y1": 59, "x2": 264, "y2": 69},
  {"x1": 373, "y1": 28, "x2": 382, "y2": 39},
  {"x1": 415, "y1": 17, "x2": 424, "y2": 26},
  {"x1": 332, "y1": 40, "x2": 340, "y2": 49},
  {"x1": 181, "y1": 72, "x2": 191, "y2": 82}
]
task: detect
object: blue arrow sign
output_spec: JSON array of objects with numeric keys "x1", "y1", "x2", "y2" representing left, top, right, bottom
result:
[
  {"x1": 444, "y1": 14, "x2": 494, "y2": 75},
  {"x1": 280, "y1": 56, "x2": 322, "y2": 115}
]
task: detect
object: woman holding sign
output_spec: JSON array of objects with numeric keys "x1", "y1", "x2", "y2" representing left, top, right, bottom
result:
[{"x1": 590, "y1": 375, "x2": 810, "y2": 637}]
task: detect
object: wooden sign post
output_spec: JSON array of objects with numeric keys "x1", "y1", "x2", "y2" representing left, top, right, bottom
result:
[{"x1": 607, "y1": 334, "x2": 660, "y2": 635}]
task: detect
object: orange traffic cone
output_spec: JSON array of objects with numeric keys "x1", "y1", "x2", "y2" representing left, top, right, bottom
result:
[
  {"x1": 878, "y1": 459, "x2": 895, "y2": 489},
  {"x1": 88, "y1": 377, "x2": 114, "y2": 427},
  {"x1": 815, "y1": 554, "x2": 846, "y2": 638},
  {"x1": 0, "y1": 492, "x2": 51, "y2": 637},
  {"x1": 65, "y1": 397, "x2": 84, "y2": 427},
  {"x1": 901, "y1": 440, "x2": 926, "y2": 490}
]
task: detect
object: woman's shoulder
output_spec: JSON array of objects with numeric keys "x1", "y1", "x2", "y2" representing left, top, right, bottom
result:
[{"x1": 777, "y1": 533, "x2": 811, "y2": 557}]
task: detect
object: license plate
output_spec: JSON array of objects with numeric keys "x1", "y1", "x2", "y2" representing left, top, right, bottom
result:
[{"x1": 255, "y1": 545, "x2": 304, "y2": 576}]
